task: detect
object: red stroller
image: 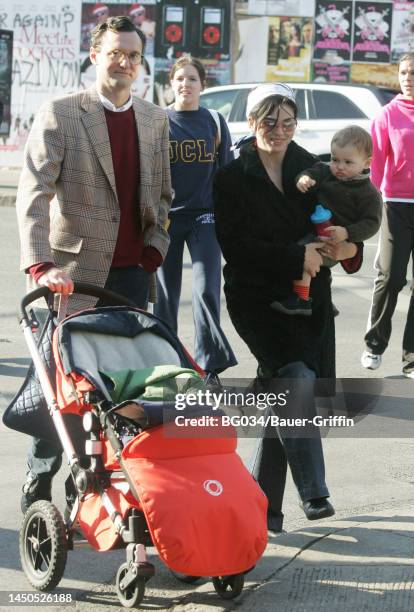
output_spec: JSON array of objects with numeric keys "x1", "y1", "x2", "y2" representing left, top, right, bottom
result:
[{"x1": 15, "y1": 284, "x2": 268, "y2": 607}]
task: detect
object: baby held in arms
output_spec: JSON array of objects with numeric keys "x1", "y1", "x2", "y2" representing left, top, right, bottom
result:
[{"x1": 271, "y1": 125, "x2": 383, "y2": 316}]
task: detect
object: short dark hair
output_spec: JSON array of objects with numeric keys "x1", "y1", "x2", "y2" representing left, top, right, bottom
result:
[
  {"x1": 90, "y1": 15, "x2": 146, "y2": 54},
  {"x1": 169, "y1": 55, "x2": 206, "y2": 84},
  {"x1": 331, "y1": 125, "x2": 372, "y2": 157}
]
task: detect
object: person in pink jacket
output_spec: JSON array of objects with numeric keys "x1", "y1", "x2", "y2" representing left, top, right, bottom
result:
[{"x1": 361, "y1": 52, "x2": 414, "y2": 376}]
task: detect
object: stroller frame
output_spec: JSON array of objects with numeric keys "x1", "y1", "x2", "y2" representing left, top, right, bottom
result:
[{"x1": 18, "y1": 284, "x2": 250, "y2": 607}]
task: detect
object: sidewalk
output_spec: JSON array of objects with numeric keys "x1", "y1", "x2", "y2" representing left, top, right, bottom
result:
[{"x1": 169, "y1": 505, "x2": 414, "y2": 612}]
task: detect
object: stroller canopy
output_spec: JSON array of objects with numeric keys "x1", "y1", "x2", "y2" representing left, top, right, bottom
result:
[{"x1": 54, "y1": 307, "x2": 202, "y2": 410}]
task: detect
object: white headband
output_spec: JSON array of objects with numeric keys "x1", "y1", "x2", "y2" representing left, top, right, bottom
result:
[{"x1": 246, "y1": 83, "x2": 296, "y2": 119}]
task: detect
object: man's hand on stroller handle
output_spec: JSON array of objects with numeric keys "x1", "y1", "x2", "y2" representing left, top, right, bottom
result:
[{"x1": 38, "y1": 267, "x2": 74, "y2": 295}]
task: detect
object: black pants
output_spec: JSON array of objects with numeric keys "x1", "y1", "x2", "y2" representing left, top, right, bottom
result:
[
  {"x1": 365, "y1": 203, "x2": 414, "y2": 363},
  {"x1": 249, "y1": 361, "x2": 329, "y2": 531}
]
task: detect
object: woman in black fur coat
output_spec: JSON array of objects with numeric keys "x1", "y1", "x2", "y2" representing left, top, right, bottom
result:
[{"x1": 214, "y1": 83, "x2": 362, "y2": 532}]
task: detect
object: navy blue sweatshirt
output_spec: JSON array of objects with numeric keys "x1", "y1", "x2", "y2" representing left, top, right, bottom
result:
[{"x1": 167, "y1": 106, "x2": 233, "y2": 215}]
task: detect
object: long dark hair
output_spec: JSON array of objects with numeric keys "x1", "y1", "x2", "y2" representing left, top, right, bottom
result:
[{"x1": 248, "y1": 94, "x2": 298, "y2": 129}]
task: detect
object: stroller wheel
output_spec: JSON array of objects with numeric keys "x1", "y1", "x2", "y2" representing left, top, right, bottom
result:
[
  {"x1": 170, "y1": 570, "x2": 201, "y2": 584},
  {"x1": 212, "y1": 573, "x2": 244, "y2": 600},
  {"x1": 19, "y1": 500, "x2": 67, "y2": 591},
  {"x1": 116, "y1": 563, "x2": 145, "y2": 608}
]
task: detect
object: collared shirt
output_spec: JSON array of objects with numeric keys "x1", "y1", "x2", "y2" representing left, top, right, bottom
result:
[{"x1": 98, "y1": 91, "x2": 133, "y2": 113}]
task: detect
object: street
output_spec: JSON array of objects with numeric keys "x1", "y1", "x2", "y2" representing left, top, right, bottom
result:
[{"x1": 1, "y1": 205, "x2": 414, "y2": 611}]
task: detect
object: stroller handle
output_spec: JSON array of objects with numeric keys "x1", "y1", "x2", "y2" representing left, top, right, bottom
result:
[{"x1": 20, "y1": 282, "x2": 138, "y2": 324}]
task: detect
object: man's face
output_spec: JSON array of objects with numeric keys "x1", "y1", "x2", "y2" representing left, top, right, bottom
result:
[{"x1": 90, "y1": 30, "x2": 143, "y2": 93}]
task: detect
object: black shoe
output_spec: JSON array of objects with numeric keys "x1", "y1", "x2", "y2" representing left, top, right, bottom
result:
[
  {"x1": 204, "y1": 371, "x2": 223, "y2": 391},
  {"x1": 332, "y1": 303, "x2": 340, "y2": 317},
  {"x1": 271, "y1": 295, "x2": 312, "y2": 316},
  {"x1": 300, "y1": 497, "x2": 335, "y2": 521},
  {"x1": 267, "y1": 527, "x2": 287, "y2": 538},
  {"x1": 267, "y1": 513, "x2": 284, "y2": 534},
  {"x1": 21, "y1": 472, "x2": 52, "y2": 514}
]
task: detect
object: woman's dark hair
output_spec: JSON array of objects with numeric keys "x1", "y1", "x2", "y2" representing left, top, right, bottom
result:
[
  {"x1": 399, "y1": 52, "x2": 414, "y2": 67},
  {"x1": 249, "y1": 94, "x2": 298, "y2": 128},
  {"x1": 169, "y1": 55, "x2": 206, "y2": 85},
  {"x1": 90, "y1": 15, "x2": 146, "y2": 55}
]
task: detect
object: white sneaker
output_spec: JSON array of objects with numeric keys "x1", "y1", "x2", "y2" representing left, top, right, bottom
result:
[
  {"x1": 403, "y1": 362, "x2": 414, "y2": 378},
  {"x1": 361, "y1": 350, "x2": 382, "y2": 370}
]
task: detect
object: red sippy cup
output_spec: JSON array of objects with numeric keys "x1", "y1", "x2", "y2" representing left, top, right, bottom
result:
[{"x1": 310, "y1": 204, "x2": 332, "y2": 238}]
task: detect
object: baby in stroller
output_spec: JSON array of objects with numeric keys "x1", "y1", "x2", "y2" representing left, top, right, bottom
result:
[{"x1": 5, "y1": 284, "x2": 268, "y2": 607}]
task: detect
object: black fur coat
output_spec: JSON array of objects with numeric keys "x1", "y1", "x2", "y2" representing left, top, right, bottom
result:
[{"x1": 214, "y1": 140, "x2": 359, "y2": 378}]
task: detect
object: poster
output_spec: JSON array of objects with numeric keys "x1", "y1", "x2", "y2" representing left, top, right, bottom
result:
[
  {"x1": 352, "y1": 1, "x2": 392, "y2": 63},
  {"x1": 391, "y1": 2, "x2": 414, "y2": 63},
  {"x1": 248, "y1": 0, "x2": 315, "y2": 17},
  {"x1": 0, "y1": 1, "x2": 81, "y2": 166},
  {"x1": 0, "y1": 29, "x2": 13, "y2": 137},
  {"x1": 81, "y1": 2, "x2": 156, "y2": 55},
  {"x1": 265, "y1": 16, "x2": 313, "y2": 82},
  {"x1": 235, "y1": 16, "x2": 268, "y2": 82},
  {"x1": 350, "y1": 62, "x2": 399, "y2": 89},
  {"x1": 313, "y1": 1, "x2": 353, "y2": 63},
  {"x1": 80, "y1": 2, "x2": 156, "y2": 102},
  {"x1": 312, "y1": 61, "x2": 350, "y2": 83}
]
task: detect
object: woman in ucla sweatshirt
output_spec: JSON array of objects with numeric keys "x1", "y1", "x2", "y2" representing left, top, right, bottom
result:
[
  {"x1": 361, "y1": 53, "x2": 414, "y2": 376},
  {"x1": 155, "y1": 56, "x2": 237, "y2": 385}
]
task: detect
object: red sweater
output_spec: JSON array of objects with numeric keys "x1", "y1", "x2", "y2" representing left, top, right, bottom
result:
[
  {"x1": 106, "y1": 106, "x2": 143, "y2": 267},
  {"x1": 29, "y1": 106, "x2": 162, "y2": 281}
]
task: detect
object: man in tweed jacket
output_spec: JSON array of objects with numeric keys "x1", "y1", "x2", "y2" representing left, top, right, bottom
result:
[
  {"x1": 16, "y1": 16, "x2": 172, "y2": 512},
  {"x1": 17, "y1": 16, "x2": 171, "y2": 314}
]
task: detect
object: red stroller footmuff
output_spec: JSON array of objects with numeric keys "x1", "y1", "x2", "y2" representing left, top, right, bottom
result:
[
  {"x1": 14, "y1": 285, "x2": 268, "y2": 607},
  {"x1": 122, "y1": 423, "x2": 267, "y2": 577}
]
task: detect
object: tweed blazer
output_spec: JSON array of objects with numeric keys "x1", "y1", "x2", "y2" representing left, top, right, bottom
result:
[{"x1": 16, "y1": 84, "x2": 172, "y2": 313}]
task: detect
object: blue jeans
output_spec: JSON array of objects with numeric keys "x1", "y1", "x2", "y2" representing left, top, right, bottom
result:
[
  {"x1": 27, "y1": 266, "x2": 150, "y2": 481},
  {"x1": 155, "y1": 214, "x2": 236, "y2": 373},
  {"x1": 251, "y1": 361, "x2": 329, "y2": 530}
]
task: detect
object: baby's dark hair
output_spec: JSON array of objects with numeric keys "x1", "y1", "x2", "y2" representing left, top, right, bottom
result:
[{"x1": 331, "y1": 125, "x2": 372, "y2": 157}]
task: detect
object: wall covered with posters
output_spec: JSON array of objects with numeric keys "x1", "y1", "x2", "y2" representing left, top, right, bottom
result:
[
  {"x1": 0, "y1": 0, "x2": 232, "y2": 166},
  {"x1": 0, "y1": 1, "x2": 81, "y2": 166},
  {"x1": 0, "y1": 1, "x2": 411, "y2": 166},
  {"x1": 237, "y1": 0, "x2": 409, "y2": 88}
]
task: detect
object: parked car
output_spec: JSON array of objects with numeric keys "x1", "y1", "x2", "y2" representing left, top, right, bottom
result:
[{"x1": 200, "y1": 82, "x2": 398, "y2": 159}]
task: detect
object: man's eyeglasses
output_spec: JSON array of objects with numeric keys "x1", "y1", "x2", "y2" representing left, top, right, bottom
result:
[
  {"x1": 105, "y1": 49, "x2": 143, "y2": 65},
  {"x1": 260, "y1": 117, "x2": 297, "y2": 132}
]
